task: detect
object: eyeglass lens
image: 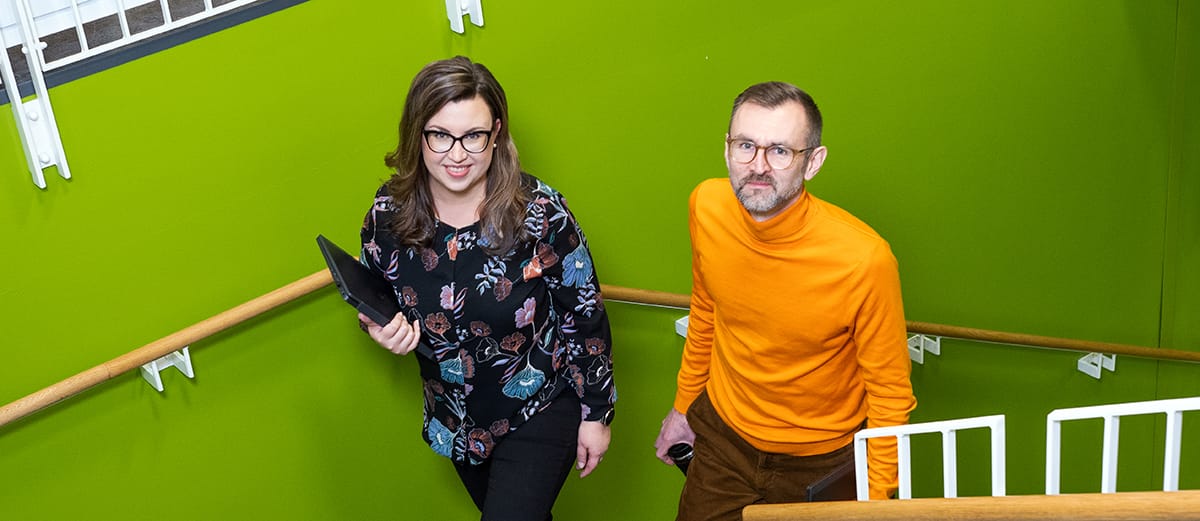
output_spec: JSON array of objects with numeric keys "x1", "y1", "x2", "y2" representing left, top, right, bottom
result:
[
  {"x1": 425, "y1": 130, "x2": 491, "y2": 153},
  {"x1": 729, "y1": 139, "x2": 801, "y2": 169}
]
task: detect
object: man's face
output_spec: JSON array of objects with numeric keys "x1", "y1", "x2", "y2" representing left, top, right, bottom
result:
[{"x1": 725, "y1": 101, "x2": 826, "y2": 221}]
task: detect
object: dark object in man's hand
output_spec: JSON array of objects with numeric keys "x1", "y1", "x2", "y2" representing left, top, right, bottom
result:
[{"x1": 668, "y1": 443, "x2": 694, "y2": 475}]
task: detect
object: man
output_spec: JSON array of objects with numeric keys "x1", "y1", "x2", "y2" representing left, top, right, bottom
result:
[{"x1": 654, "y1": 81, "x2": 916, "y2": 519}]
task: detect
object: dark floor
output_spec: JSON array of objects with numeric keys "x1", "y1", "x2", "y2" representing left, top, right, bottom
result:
[{"x1": 3, "y1": 0, "x2": 248, "y2": 87}]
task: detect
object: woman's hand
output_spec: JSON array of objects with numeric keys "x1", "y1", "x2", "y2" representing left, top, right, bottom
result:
[
  {"x1": 576, "y1": 420, "x2": 611, "y2": 478},
  {"x1": 359, "y1": 312, "x2": 423, "y2": 355}
]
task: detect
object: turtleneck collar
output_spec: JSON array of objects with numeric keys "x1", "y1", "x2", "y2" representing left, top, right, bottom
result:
[{"x1": 736, "y1": 188, "x2": 816, "y2": 243}]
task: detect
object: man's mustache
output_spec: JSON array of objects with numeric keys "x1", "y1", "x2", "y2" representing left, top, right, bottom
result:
[{"x1": 739, "y1": 174, "x2": 775, "y2": 188}]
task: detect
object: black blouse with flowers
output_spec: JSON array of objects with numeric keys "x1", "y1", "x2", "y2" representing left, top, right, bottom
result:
[{"x1": 359, "y1": 173, "x2": 615, "y2": 465}]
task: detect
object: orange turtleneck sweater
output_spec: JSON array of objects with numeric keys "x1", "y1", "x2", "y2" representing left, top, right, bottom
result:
[{"x1": 674, "y1": 178, "x2": 916, "y2": 500}]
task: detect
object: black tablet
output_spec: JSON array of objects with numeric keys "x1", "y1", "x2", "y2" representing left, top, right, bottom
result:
[
  {"x1": 316, "y1": 234, "x2": 435, "y2": 360},
  {"x1": 806, "y1": 458, "x2": 856, "y2": 502}
]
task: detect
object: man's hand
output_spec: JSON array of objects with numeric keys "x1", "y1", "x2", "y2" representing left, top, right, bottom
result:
[{"x1": 654, "y1": 408, "x2": 695, "y2": 464}]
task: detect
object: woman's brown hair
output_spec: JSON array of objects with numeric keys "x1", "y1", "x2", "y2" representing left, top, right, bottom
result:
[{"x1": 383, "y1": 56, "x2": 530, "y2": 255}]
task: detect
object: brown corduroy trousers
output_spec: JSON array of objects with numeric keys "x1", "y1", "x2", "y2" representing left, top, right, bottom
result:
[{"x1": 676, "y1": 391, "x2": 856, "y2": 521}]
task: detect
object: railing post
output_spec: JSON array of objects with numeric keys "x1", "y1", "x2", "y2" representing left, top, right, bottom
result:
[
  {"x1": 1165, "y1": 410, "x2": 1183, "y2": 491},
  {"x1": 942, "y1": 429, "x2": 958, "y2": 498},
  {"x1": 1046, "y1": 416, "x2": 1062, "y2": 494},
  {"x1": 1, "y1": 0, "x2": 72, "y2": 189},
  {"x1": 897, "y1": 434, "x2": 913, "y2": 499},
  {"x1": 990, "y1": 416, "x2": 1006, "y2": 496},
  {"x1": 1101, "y1": 415, "x2": 1120, "y2": 493},
  {"x1": 854, "y1": 435, "x2": 870, "y2": 501}
]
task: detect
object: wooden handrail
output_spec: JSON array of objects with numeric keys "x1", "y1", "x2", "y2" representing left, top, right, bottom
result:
[
  {"x1": 603, "y1": 287, "x2": 1200, "y2": 364},
  {"x1": 905, "y1": 321, "x2": 1200, "y2": 363},
  {"x1": 742, "y1": 490, "x2": 1200, "y2": 520},
  {"x1": 1, "y1": 275, "x2": 1196, "y2": 429},
  {"x1": 0, "y1": 269, "x2": 334, "y2": 428},
  {"x1": 602, "y1": 285, "x2": 691, "y2": 308}
]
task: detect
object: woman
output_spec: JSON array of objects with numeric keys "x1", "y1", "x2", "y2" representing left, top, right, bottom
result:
[{"x1": 357, "y1": 56, "x2": 615, "y2": 520}]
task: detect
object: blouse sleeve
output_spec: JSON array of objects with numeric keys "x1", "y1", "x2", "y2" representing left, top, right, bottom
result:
[
  {"x1": 540, "y1": 188, "x2": 616, "y2": 423},
  {"x1": 358, "y1": 185, "x2": 392, "y2": 277}
]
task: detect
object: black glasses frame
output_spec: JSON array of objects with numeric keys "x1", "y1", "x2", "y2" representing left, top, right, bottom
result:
[{"x1": 422, "y1": 129, "x2": 495, "y2": 154}]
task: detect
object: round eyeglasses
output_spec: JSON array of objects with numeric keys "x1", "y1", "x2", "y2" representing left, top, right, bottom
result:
[
  {"x1": 726, "y1": 137, "x2": 816, "y2": 170},
  {"x1": 423, "y1": 129, "x2": 494, "y2": 154}
]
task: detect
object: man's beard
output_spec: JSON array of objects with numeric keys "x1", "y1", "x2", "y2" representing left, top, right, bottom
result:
[{"x1": 735, "y1": 173, "x2": 804, "y2": 215}]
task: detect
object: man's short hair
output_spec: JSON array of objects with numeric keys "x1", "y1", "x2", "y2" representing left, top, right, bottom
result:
[{"x1": 730, "y1": 82, "x2": 823, "y2": 149}]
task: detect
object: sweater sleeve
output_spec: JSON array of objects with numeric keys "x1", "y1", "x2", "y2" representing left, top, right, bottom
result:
[
  {"x1": 854, "y1": 242, "x2": 917, "y2": 500},
  {"x1": 673, "y1": 185, "x2": 713, "y2": 414}
]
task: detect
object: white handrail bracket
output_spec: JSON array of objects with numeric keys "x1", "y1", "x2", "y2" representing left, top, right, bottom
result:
[
  {"x1": 1077, "y1": 352, "x2": 1116, "y2": 379},
  {"x1": 1, "y1": 0, "x2": 72, "y2": 189},
  {"x1": 908, "y1": 334, "x2": 941, "y2": 364},
  {"x1": 140, "y1": 346, "x2": 195, "y2": 392},
  {"x1": 445, "y1": 0, "x2": 483, "y2": 34},
  {"x1": 675, "y1": 315, "x2": 689, "y2": 338}
]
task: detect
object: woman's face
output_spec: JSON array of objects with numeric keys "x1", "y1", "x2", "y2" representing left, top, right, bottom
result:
[{"x1": 421, "y1": 95, "x2": 499, "y2": 208}]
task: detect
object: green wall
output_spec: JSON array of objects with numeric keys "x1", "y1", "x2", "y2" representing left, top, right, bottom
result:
[
  {"x1": 1157, "y1": 0, "x2": 1200, "y2": 493},
  {"x1": 1, "y1": 0, "x2": 1197, "y2": 518}
]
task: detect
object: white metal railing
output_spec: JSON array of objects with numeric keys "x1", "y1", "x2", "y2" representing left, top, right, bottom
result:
[
  {"x1": 1, "y1": 0, "x2": 71, "y2": 188},
  {"x1": 2, "y1": 0, "x2": 144, "y2": 55},
  {"x1": 0, "y1": 0, "x2": 262, "y2": 188},
  {"x1": 2, "y1": 1, "x2": 262, "y2": 70},
  {"x1": 854, "y1": 414, "x2": 1006, "y2": 500},
  {"x1": 20, "y1": 0, "x2": 260, "y2": 72},
  {"x1": 1046, "y1": 396, "x2": 1200, "y2": 495}
]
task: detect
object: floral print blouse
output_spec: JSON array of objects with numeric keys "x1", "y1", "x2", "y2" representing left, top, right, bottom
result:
[{"x1": 360, "y1": 173, "x2": 615, "y2": 465}]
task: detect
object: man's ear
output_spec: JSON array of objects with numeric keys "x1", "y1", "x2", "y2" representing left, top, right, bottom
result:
[
  {"x1": 803, "y1": 146, "x2": 828, "y2": 182},
  {"x1": 723, "y1": 133, "x2": 732, "y2": 169}
]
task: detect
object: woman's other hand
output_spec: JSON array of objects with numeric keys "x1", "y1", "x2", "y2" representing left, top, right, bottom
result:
[
  {"x1": 359, "y1": 312, "x2": 423, "y2": 355},
  {"x1": 576, "y1": 420, "x2": 611, "y2": 478}
]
